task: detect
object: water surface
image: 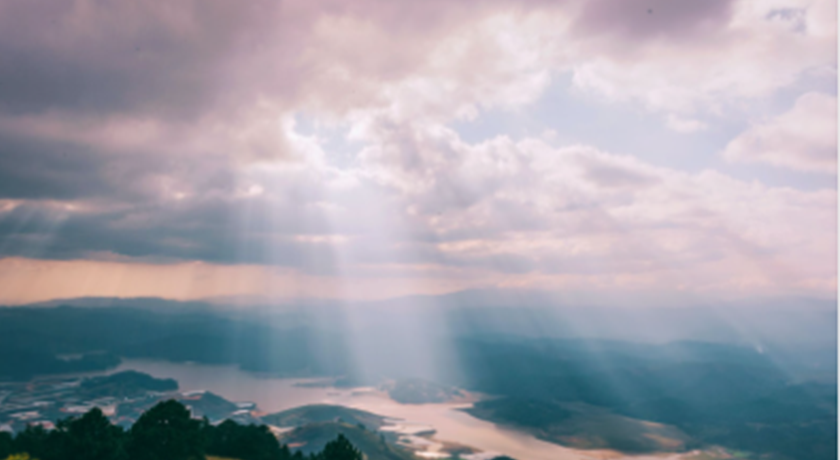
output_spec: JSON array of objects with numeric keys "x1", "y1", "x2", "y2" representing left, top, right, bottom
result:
[{"x1": 110, "y1": 360, "x2": 686, "y2": 460}]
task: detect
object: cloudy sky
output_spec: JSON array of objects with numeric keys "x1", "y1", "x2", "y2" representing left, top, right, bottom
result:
[{"x1": 0, "y1": 0, "x2": 835, "y2": 305}]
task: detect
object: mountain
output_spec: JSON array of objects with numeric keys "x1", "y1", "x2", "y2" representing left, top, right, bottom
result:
[{"x1": 464, "y1": 399, "x2": 693, "y2": 453}]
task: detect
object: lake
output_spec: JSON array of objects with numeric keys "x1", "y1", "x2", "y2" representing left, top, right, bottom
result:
[{"x1": 109, "y1": 359, "x2": 692, "y2": 460}]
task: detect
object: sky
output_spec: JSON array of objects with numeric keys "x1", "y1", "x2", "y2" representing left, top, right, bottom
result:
[{"x1": 0, "y1": 0, "x2": 836, "y2": 305}]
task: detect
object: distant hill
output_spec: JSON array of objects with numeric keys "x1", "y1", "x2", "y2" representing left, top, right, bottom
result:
[
  {"x1": 277, "y1": 422, "x2": 414, "y2": 460},
  {"x1": 0, "y1": 305, "x2": 353, "y2": 378},
  {"x1": 11, "y1": 291, "x2": 838, "y2": 348},
  {"x1": 80, "y1": 370, "x2": 178, "y2": 398},
  {"x1": 464, "y1": 398, "x2": 693, "y2": 453},
  {"x1": 0, "y1": 349, "x2": 120, "y2": 381},
  {"x1": 23, "y1": 296, "x2": 223, "y2": 313},
  {"x1": 262, "y1": 404, "x2": 388, "y2": 430},
  {"x1": 380, "y1": 378, "x2": 466, "y2": 404}
]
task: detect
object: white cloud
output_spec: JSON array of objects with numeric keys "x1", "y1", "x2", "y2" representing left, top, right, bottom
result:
[
  {"x1": 326, "y1": 116, "x2": 836, "y2": 296},
  {"x1": 666, "y1": 115, "x2": 709, "y2": 133},
  {"x1": 723, "y1": 92, "x2": 837, "y2": 173}
]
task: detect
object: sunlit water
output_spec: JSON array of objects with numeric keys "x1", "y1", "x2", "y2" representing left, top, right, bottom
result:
[{"x1": 108, "y1": 360, "x2": 691, "y2": 460}]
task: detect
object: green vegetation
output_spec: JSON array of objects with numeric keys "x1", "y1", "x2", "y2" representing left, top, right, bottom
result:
[
  {"x1": 0, "y1": 401, "x2": 362, "y2": 460},
  {"x1": 206, "y1": 420, "x2": 292, "y2": 460},
  {"x1": 128, "y1": 400, "x2": 204, "y2": 460}
]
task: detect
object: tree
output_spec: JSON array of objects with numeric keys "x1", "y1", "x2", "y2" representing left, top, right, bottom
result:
[
  {"x1": 60, "y1": 407, "x2": 127, "y2": 460},
  {"x1": 0, "y1": 432, "x2": 13, "y2": 459},
  {"x1": 2, "y1": 401, "x2": 364, "y2": 460},
  {"x1": 11, "y1": 426, "x2": 54, "y2": 460},
  {"x1": 126, "y1": 400, "x2": 204, "y2": 460},
  {"x1": 205, "y1": 419, "x2": 286, "y2": 460},
  {"x1": 319, "y1": 434, "x2": 362, "y2": 460}
]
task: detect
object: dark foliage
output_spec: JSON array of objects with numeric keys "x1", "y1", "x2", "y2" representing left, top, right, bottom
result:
[
  {"x1": 127, "y1": 400, "x2": 205, "y2": 460},
  {"x1": 0, "y1": 432, "x2": 12, "y2": 459},
  {"x1": 58, "y1": 407, "x2": 128, "y2": 460},
  {"x1": 205, "y1": 419, "x2": 287, "y2": 460},
  {"x1": 315, "y1": 434, "x2": 362, "y2": 460},
  {"x1": 3, "y1": 400, "x2": 363, "y2": 460}
]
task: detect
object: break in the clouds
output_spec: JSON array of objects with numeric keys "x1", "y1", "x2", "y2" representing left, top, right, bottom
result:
[{"x1": 0, "y1": 0, "x2": 835, "y2": 304}]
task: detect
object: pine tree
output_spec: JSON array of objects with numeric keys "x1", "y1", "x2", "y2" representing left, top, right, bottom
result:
[
  {"x1": 320, "y1": 434, "x2": 362, "y2": 460},
  {"x1": 126, "y1": 400, "x2": 204, "y2": 460},
  {"x1": 60, "y1": 407, "x2": 127, "y2": 460}
]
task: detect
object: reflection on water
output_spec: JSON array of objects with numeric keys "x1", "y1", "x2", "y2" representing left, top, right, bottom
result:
[{"x1": 108, "y1": 360, "x2": 682, "y2": 460}]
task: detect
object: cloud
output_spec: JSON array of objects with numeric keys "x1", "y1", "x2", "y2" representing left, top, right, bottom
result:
[
  {"x1": 0, "y1": 0, "x2": 834, "y2": 301},
  {"x1": 580, "y1": 160, "x2": 660, "y2": 189},
  {"x1": 1, "y1": 117, "x2": 834, "y2": 298},
  {"x1": 723, "y1": 92, "x2": 837, "y2": 173},
  {"x1": 568, "y1": 0, "x2": 836, "y2": 116},
  {"x1": 574, "y1": 0, "x2": 735, "y2": 42},
  {"x1": 666, "y1": 115, "x2": 709, "y2": 133}
]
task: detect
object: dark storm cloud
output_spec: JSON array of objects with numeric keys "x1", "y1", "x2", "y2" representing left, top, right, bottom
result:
[
  {"x1": 0, "y1": 0, "x2": 284, "y2": 265},
  {"x1": 0, "y1": 127, "x2": 238, "y2": 201},
  {"x1": 0, "y1": 0, "x2": 277, "y2": 118},
  {"x1": 0, "y1": 195, "x2": 344, "y2": 271},
  {"x1": 0, "y1": 137, "x2": 109, "y2": 200}
]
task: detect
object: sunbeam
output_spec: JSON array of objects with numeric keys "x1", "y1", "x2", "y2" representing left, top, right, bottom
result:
[{"x1": 0, "y1": 1, "x2": 836, "y2": 460}]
